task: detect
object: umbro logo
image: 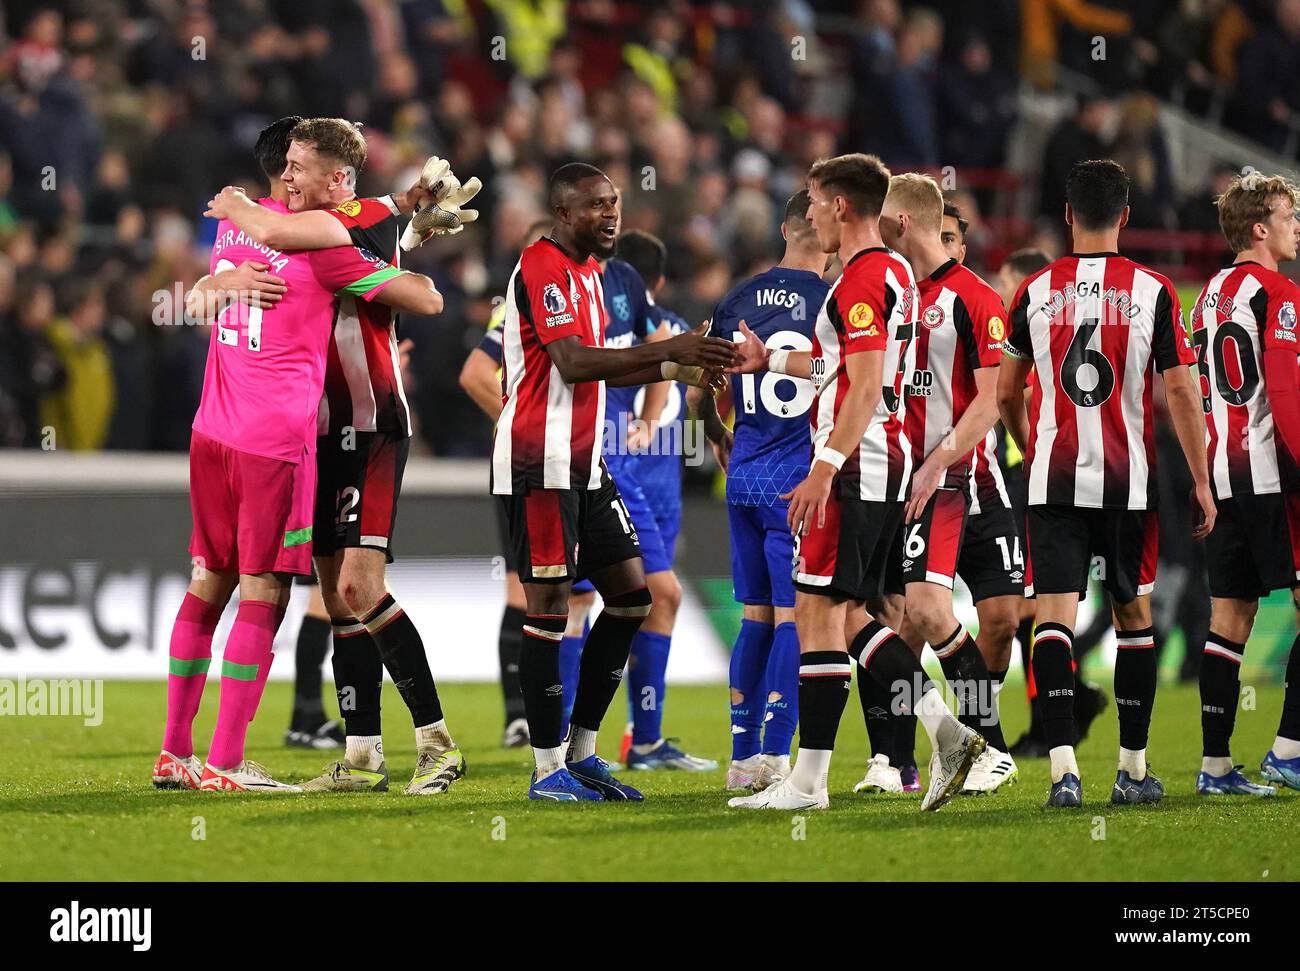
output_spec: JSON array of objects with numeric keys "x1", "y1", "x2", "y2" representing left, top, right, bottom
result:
[{"x1": 545, "y1": 683, "x2": 564, "y2": 696}]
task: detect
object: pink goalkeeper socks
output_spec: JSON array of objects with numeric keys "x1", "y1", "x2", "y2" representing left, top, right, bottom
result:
[
  {"x1": 162, "y1": 592, "x2": 224, "y2": 758},
  {"x1": 207, "y1": 599, "x2": 282, "y2": 769}
]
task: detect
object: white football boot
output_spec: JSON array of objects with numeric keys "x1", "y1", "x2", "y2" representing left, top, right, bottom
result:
[
  {"x1": 921, "y1": 728, "x2": 985, "y2": 811},
  {"x1": 727, "y1": 754, "x2": 764, "y2": 791},
  {"x1": 728, "y1": 776, "x2": 828, "y2": 810},
  {"x1": 962, "y1": 747, "x2": 1018, "y2": 794},
  {"x1": 153, "y1": 750, "x2": 203, "y2": 790},
  {"x1": 854, "y1": 753, "x2": 903, "y2": 794},
  {"x1": 199, "y1": 760, "x2": 301, "y2": 793},
  {"x1": 753, "y1": 754, "x2": 791, "y2": 791}
]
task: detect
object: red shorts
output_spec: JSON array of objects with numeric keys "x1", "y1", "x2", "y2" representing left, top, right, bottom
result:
[
  {"x1": 795, "y1": 493, "x2": 904, "y2": 602},
  {"x1": 188, "y1": 431, "x2": 315, "y2": 576},
  {"x1": 901, "y1": 488, "x2": 968, "y2": 589}
]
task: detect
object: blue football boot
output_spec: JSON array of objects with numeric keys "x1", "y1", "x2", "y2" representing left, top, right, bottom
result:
[
  {"x1": 1111, "y1": 767, "x2": 1164, "y2": 805},
  {"x1": 625, "y1": 738, "x2": 719, "y2": 772},
  {"x1": 566, "y1": 755, "x2": 644, "y2": 801},
  {"x1": 1044, "y1": 772, "x2": 1082, "y2": 808},
  {"x1": 528, "y1": 767, "x2": 603, "y2": 802},
  {"x1": 1260, "y1": 750, "x2": 1300, "y2": 791},
  {"x1": 1196, "y1": 765, "x2": 1276, "y2": 796}
]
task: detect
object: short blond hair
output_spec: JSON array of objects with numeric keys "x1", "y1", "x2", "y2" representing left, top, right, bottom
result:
[
  {"x1": 1216, "y1": 171, "x2": 1300, "y2": 252},
  {"x1": 290, "y1": 117, "x2": 368, "y2": 175},
  {"x1": 886, "y1": 173, "x2": 944, "y2": 233}
]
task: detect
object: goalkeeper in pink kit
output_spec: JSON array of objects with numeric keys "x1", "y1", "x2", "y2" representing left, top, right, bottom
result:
[{"x1": 152, "y1": 117, "x2": 443, "y2": 792}]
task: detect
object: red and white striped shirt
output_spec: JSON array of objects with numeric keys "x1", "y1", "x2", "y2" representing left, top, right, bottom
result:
[
  {"x1": 316, "y1": 195, "x2": 413, "y2": 438},
  {"x1": 811, "y1": 247, "x2": 918, "y2": 502},
  {"x1": 907, "y1": 259, "x2": 1005, "y2": 491},
  {"x1": 1192, "y1": 262, "x2": 1300, "y2": 498},
  {"x1": 492, "y1": 237, "x2": 608, "y2": 495},
  {"x1": 1004, "y1": 253, "x2": 1195, "y2": 510},
  {"x1": 967, "y1": 430, "x2": 1012, "y2": 514}
]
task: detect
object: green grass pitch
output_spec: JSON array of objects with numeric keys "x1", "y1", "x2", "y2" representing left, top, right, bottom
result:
[{"x1": 3, "y1": 679, "x2": 1294, "y2": 881}]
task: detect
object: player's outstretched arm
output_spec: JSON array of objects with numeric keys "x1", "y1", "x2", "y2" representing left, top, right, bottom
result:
[
  {"x1": 729, "y1": 320, "x2": 813, "y2": 379},
  {"x1": 996, "y1": 353, "x2": 1033, "y2": 454},
  {"x1": 629, "y1": 323, "x2": 674, "y2": 449},
  {"x1": 782, "y1": 349, "x2": 883, "y2": 536},
  {"x1": 906, "y1": 365, "x2": 1001, "y2": 522},
  {"x1": 368, "y1": 270, "x2": 443, "y2": 317},
  {"x1": 184, "y1": 260, "x2": 287, "y2": 322},
  {"x1": 460, "y1": 347, "x2": 504, "y2": 422},
  {"x1": 206, "y1": 186, "x2": 352, "y2": 251},
  {"x1": 1162, "y1": 363, "x2": 1216, "y2": 538},
  {"x1": 685, "y1": 384, "x2": 732, "y2": 470},
  {"x1": 548, "y1": 323, "x2": 736, "y2": 386}
]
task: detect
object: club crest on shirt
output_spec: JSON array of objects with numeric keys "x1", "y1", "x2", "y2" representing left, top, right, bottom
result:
[
  {"x1": 988, "y1": 316, "x2": 1006, "y2": 342},
  {"x1": 612, "y1": 293, "x2": 630, "y2": 322},
  {"x1": 1279, "y1": 301, "x2": 1297, "y2": 330},
  {"x1": 923, "y1": 305, "x2": 945, "y2": 330}
]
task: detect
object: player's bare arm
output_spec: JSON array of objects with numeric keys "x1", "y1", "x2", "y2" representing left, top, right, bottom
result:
[
  {"x1": 905, "y1": 365, "x2": 1001, "y2": 523},
  {"x1": 367, "y1": 270, "x2": 443, "y2": 317},
  {"x1": 630, "y1": 323, "x2": 675, "y2": 448},
  {"x1": 996, "y1": 352, "x2": 1033, "y2": 454},
  {"x1": 730, "y1": 319, "x2": 813, "y2": 379},
  {"x1": 685, "y1": 384, "x2": 733, "y2": 470},
  {"x1": 782, "y1": 349, "x2": 883, "y2": 536},
  {"x1": 206, "y1": 186, "x2": 353, "y2": 250},
  {"x1": 184, "y1": 260, "x2": 287, "y2": 322},
  {"x1": 1161, "y1": 362, "x2": 1216, "y2": 538},
  {"x1": 459, "y1": 347, "x2": 504, "y2": 422},
  {"x1": 547, "y1": 322, "x2": 736, "y2": 386}
]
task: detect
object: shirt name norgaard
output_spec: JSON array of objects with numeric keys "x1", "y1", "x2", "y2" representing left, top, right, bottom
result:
[
  {"x1": 1043, "y1": 281, "x2": 1140, "y2": 321},
  {"x1": 50, "y1": 901, "x2": 151, "y2": 951},
  {"x1": 212, "y1": 228, "x2": 290, "y2": 274}
]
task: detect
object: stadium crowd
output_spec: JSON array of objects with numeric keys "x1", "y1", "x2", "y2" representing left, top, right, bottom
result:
[{"x1": 0, "y1": 0, "x2": 1297, "y2": 456}]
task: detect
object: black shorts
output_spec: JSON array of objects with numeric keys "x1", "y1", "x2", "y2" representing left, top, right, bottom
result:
[
  {"x1": 499, "y1": 473, "x2": 642, "y2": 584},
  {"x1": 313, "y1": 431, "x2": 409, "y2": 563},
  {"x1": 495, "y1": 497, "x2": 519, "y2": 574},
  {"x1": 900, "y1": 488, "x2": 969, "y2": 589},
  {"x1": 1026, "y1": 504, "x2": 1158, "y2": 604},
  {"x1": 795, "y1": 493, "x2": 904, "y2": 602},
  {"x1": 1205, "y1": 492, "x2": 1300, "y2": 599},
  {"x1": 956, "y1": 503, "x2": 1026, "y2": 602}
]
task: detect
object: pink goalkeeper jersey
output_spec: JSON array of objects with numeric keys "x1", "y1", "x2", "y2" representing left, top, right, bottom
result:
[{"x1": 192, "y1": 198, "x2": 403, "y2": 463}]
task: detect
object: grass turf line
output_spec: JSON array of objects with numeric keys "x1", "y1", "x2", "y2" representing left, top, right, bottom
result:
[{"x1": 1, "y1": 680, "x2": 1294, "y2": 881}]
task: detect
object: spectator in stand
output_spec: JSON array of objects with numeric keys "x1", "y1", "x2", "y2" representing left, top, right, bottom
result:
[
  {"x1": 884, "y1": 7, "x2": 943, "y2": 167},
  {"x1": 1232, "y1": 0, "x2": 1300, "y2": 152},
  {"x1": 40, "y1": 278, "x2": 113, "y2": 451},
  {"x1": 1111, "y1": 93, "x2": 1176, "y2": 230},
  {"x1": 939, "y1": 33, "x2": 1017, "y2": 170},
  {"x1": 1039, "y1": 92, "x2": 1114, "y2": 222}
]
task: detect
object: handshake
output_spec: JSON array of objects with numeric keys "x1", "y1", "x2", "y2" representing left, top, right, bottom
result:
[{"x1": 401, "y1": 157, "x2": 483, "y2": 251}]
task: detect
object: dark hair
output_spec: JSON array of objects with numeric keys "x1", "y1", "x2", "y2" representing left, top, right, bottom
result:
[
  {"x1": 549, "y1": 162, "x2": 608, "y2": 210},
  {"x1": 1000, "y1": 248, "x2": 1051, "y2": 278},
  {"x1": 942, "y1": 202, "x2": 969, "y2": 238},
  {"x1": 254, "y1": 115, "x2": 304, "y2": 179},
  {"x1": 1065, "y1": 159, "x2": 1130, "y2": 231},
  {"x1": 783, "y1": 189, "x2": 815, "y2": 236},
  {"x1": 807, "y1": 153, "x2": 891, "y2": 218},
  {"x1": 616, "y1": 230, "x2": 668, "y2": 286}
]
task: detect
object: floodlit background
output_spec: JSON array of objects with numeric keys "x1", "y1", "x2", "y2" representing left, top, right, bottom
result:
[{"x1": 1, "y1": 0, "x2": 1298, "y2": 684}]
